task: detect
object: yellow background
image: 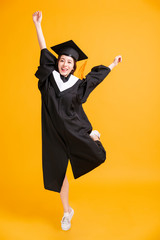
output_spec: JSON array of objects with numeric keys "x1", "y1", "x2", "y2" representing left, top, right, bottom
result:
[{"x1": 0, "y1": 0, "x2": 160, "y2": 239}]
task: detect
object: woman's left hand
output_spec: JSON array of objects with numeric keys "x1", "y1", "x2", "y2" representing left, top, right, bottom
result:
[
  {"x1": 113, "y1": 55, "x2": 122, "y2": 66},
  {"x1": 108, "y1": 55, "x2": 122, "y2": 70}
]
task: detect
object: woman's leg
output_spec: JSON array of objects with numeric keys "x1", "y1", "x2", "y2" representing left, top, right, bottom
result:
[
  {"x1": 60, "y1": 174, "x2": 72, "y2": 213},
  {"x1": 90, "y1": 132, "x2": 106, "y2": 161},
  {"x1": 60, "y1": 133, "x2": 99, "y2": 214}
]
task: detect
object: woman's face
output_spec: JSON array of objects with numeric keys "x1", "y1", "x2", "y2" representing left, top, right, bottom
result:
[{"x1": 58, "y1": 55, "x2": 74, "y2": 77}]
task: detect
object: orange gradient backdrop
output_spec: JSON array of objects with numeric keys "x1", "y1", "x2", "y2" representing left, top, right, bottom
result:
[{"x1": 0, "y1": 0, "x2": 160, "y2": 239}]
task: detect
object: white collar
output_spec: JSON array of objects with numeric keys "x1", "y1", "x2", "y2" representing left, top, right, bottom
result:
[{"x1": 52, "y1": 70, "x2": 79, "y2": 92}]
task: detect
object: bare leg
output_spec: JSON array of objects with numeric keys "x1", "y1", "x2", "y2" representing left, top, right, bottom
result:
[
  {"x1": 60, "y1": 134, "x2": 99, "y2": 214},
  {"x1": 60, "y1": 174, "x2": 72, "y2": 213}
]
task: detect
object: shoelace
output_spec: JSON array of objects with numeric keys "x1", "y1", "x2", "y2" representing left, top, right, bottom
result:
[{"x1": 62, "y1": 216, "x2": 70, "y2": 224}]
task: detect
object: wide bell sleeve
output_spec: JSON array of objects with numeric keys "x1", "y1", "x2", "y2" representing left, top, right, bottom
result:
[
  {"x1": 35, "y1": 48, "x2": 57, "y2": 91},
  {"x1": 77, "y1": 65, "x2": 111, "y2": 104}
]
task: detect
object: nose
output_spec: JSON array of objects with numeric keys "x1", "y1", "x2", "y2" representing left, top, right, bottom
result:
[{"x1": 63, "y1": 61, "x2": 67, "y2": 67}]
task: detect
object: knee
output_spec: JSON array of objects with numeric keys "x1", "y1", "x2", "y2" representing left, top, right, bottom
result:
[
  {"x1": 100, "y1": 149, "x2": 106, "y2": 162},
  {"x1": 95, "y1": 141, "x2": 106, "y2": 162}
]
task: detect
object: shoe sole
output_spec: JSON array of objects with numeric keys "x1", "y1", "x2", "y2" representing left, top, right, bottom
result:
[{"x1": 61, "y1": 223, "x2": 71, "y2": 231}]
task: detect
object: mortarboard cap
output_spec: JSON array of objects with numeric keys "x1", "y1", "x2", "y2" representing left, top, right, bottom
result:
[{"x1": 50, "y1": 40, "x2": 88, "y2": 61}]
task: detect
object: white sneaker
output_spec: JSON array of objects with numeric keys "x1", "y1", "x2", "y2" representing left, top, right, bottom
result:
[
  {"x1": 90, "y1": 130, "x2": 101, "y2": 139},
  {"x1": 61, "y1": 208, "x2": 74, "y2": 231}
]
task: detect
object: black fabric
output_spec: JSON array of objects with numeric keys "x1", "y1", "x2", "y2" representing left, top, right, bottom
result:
[
  {"x1": 77, "y1": 65, "x2": 111, "y2": 103},
  {"x1": 35, "y1": 48, "x2": 111, "y2": 193},
  {"x1": 60, "y1": 73, "x2": 71, "y2": 82}
]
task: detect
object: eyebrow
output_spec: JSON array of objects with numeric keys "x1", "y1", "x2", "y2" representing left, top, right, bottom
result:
[{"x1": 60, "y1": 57, "x2": 73, "y2": 62}]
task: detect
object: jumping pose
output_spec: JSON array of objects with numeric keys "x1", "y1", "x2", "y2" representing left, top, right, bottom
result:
[{"x1": 33, "y1": 11, "x2": 122, "y2": 231}]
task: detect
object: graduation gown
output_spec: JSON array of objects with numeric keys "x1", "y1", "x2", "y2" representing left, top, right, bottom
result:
[{"x1": 35, "y1": 48, "x2": 111, "y2": 193}]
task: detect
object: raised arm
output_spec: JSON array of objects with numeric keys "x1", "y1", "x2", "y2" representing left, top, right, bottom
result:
[
  {"x1": 32, "y1": 11, "x2": 46, "y2": 50},
  {"x1": 108, "y1": 55, "x2": 122, "y2": 70}
]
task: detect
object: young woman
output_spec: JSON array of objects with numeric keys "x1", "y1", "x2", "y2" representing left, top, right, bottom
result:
[{"x1": 32, "y1": 11, "x2": 122, "y2": 231}]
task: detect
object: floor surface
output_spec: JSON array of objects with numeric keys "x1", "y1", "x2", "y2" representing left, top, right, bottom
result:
[{"x1": 0, "y1": 181, "x2": 159, "y2": 240}]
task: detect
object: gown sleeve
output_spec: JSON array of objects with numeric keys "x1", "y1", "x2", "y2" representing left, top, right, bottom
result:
[
  {"x1": 77, "y1": 65, "x2": 111, "y2": 104},
  {"x1": 35, "y1": 48, "x2": 57, "y2": 91}
]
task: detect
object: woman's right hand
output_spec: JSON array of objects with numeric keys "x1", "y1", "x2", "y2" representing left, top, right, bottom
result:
[{"x1": 32, "y1": 11, "x2": 42, "y2": 25}]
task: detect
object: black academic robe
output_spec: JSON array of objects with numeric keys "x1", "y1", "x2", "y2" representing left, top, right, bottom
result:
[{"x1": 35, "y1": 48, "x2": 111, "y2": 193}]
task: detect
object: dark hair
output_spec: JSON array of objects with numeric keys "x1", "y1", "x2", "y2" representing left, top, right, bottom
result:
[{"x1": 56, "y1": 55, "x2": 77, "y2": 74}]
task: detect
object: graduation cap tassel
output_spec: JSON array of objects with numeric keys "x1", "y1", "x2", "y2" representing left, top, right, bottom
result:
[{"x1": 77, "y1": 60, "x2": 88, "y2": 79}]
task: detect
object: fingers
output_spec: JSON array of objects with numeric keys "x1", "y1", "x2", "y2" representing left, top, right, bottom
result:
[
  {"x1": 113, "y1": 55, "x2": 122, "y2": 67},
  {"x1": 116, "y1": 55, "x2": 122, "y2": 63},
  {"x1": 33, "y1": 11, "x2": 37, "y2": 16},
  {"x1": 32, "y1": 10, "x2": 41, "y2": 16},
  {"x1": 118, "y1": 56, "x2": 122, "y2": 62},
  {"x1": 32, "y1": 11, "x2": 42, "y2": 23}
]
